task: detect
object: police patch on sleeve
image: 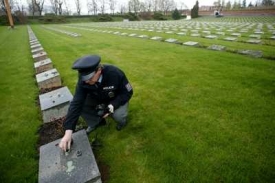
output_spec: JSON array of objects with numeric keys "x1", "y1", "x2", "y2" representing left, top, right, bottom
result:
[{"x1": 125, "y1": 83, "x2": 132, "y2": 92}]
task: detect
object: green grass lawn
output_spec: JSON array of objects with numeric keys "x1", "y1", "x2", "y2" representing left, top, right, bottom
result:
[{"x1": 0, "y1": 17, "x2": 275, "y2": 182}]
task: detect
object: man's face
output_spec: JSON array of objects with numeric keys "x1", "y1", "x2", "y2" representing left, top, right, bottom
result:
[{"x1": 85, "y1": 69, "x2": 101, "y2": 85}]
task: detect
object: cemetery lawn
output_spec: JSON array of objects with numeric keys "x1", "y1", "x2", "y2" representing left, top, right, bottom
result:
[
  {"x1": 0, "y1": 26, "x2": 40, "y2": 182},
  {"x1": 1, "y1": 20, "x2": 275, "y2": 182}
]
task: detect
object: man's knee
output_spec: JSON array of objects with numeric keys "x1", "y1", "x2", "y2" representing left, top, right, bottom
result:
[{"x1": 112, "y1": 103, "x2": 128, "y2": 123}]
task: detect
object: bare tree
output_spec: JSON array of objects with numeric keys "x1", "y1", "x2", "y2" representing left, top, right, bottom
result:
[
  {"x1": 33, "y1": 0, "x2": 44, "y2": 15},
  {"x1": 57, "y1": 0, "x2": 62, "y2": 15},
  {"x1": 109, "y1": 0, "x2": 116, "y2": 14},
  {"x1": 159, "y1": 0, "x2": 175, "y2": 15},
  {"x1": 118, "y1": 3, "x2": 126, "y2": 14},
  {"x1": 50, "y1": 0, "x2": 58, "y2": 14},
  {"x1": 63, "y1": 0, "x2": 71, "y2": 15},
  {"x1": 75, "y1": 0, "x2": 81, "y2": 15},
  {"x1": 1, "y1": 0, "x2": 15, "y2": 14},
  {"x1": 98, "y1": 0, "x2": 106, "y2": 14},
  {"x1": 87, "y1": 0, "x2": 98, "y2": 15},
  {"x1": 128, "y1": 0, "x2": 140, "y2": 14}
]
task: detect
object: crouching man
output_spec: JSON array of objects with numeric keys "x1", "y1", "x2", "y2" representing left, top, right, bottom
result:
[{"x1": 59, "y1": 55, "x2": 133, "y2": 151}]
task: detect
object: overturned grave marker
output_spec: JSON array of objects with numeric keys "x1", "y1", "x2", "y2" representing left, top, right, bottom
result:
[
  {"x1": 39, "y1": 130, "x2": 102, "y2": 183},
  {"x1": 39, "y1": 86, "x2": 73, "y2": 123}
]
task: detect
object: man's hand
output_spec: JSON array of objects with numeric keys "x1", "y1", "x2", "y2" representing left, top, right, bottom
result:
[
  {"x1": 59, "y1": 130, "x2": 73, "y2": 152},
  {"x1": 102, "y1": 104, "x2": 114, "y2": 118}
]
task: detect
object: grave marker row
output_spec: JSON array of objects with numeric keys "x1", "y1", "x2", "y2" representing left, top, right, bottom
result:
[{"x1": 27, "y1": 26, "x2": 102, "y2": 183}]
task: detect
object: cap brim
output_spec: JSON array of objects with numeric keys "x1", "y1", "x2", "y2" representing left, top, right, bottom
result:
[{"x1": 82, "y1": 71, "x2": 95, "y2": 81}]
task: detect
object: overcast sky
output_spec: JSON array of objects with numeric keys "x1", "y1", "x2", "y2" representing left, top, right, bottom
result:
[{"x1": 42, "y1": 0, "x2": 258, "y2": 15}]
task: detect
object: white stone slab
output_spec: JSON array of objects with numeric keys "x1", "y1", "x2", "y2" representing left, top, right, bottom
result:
[
  {"x1": 183, "y1": 41, "x2": 199, "y2": 46},
  {"x1": 33, "y1": 51, "x2": 48, "y2": 62},
  {"x1": 39, "y1": 87, "x2": 73, "y2": 123},
  {"x1": 138, "y1": 35, "x2": 149, "y2": 39},
  {"x1": 191, "y1": 34, "x2": 200, "y2": 37},
  {"x1": 224, "y1": 37, "x2": 237, "y2": 41},
  {"x1": 31, "y1": 47, "x2": 44, "y2": 55},
  {"x1": 205, "y1": 35, "x2": 217, "y2": 39},
  {"x1": 150, "y1": 36, "x2": 162, "y2": 41},
  {"x1": 176, "y1": 32, "x2": 186, "y2": 36},
  {"x1": 208, "y1": 45, "x2": 226, "y2": 51},
  {"x1": 34, "y1": 58, "x2": 53, "y2": 74},
  {"x1": 39, "y1": 130, "x2": 102, "y2": 183},
  {"x1": 231, "y1": 33, "x2": 241, "y2": 37},
  {"x1": 246, "y1": 39, "x2": 261, "y2": 44},
  {"x1": 164, "y1": 38, "x2": 179, "y2": 43}
]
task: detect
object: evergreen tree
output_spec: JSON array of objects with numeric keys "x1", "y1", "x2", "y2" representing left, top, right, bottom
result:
[
  {"x1": 172, "y1": 8, "x2": 181, "y2": 20},
  {"x1": 191, "y1": 0, "x2": 199, "y2": 18},
  {"x1": 243, "y1": 0, "x2": 247, "y2": 7}
]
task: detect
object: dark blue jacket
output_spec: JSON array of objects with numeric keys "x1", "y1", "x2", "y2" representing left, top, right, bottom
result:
[{"x1": 64, "y1": 64, "x2": 133, "y2": 130}]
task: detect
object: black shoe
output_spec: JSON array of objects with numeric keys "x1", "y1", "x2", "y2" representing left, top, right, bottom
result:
[{"x1": 116, "y1": 122, "x2": 126, "y2": 131}]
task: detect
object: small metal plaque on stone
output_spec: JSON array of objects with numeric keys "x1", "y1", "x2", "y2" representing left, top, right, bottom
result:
[
  {"x1": 33, "y1": 51, "x2": 48, "y2": 62},
  {"x1": 39, "y1": 130, "x2": 102, "y2": 183}
]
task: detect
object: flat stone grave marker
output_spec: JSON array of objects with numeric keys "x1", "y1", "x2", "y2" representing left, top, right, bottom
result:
[
  {"x1": 249, "y1": 34, "x2": 261, "y2": 39},
  {"x1": 270, "y1": 36, "x2": 275, "y2": 39},
  {"x1": 224, "y1": 37, "x2": 237, "y2": 41},
  {"x1": 183, "y1": 41, "x2": 199, "y2": 46},
  {"x1": 150, "y1": 36, "x2": 162, "y2": 41},
  {"x1": 191, "y1": 33, "x2": 201, "y2": 37},
  {"x1": 254, "y1": 31, "x2": 264, "y2": 34},
  {"x1": 231, "y1": 33, "x2": 241, "y2": 37},
  {"x1": 164, "y1": 38, "x2": 179, "y2": 44},
  {"x1": 205, "y1": 35, "x2": 218, "y2": 39},
  {"x1": 138, "y1": 35, "x2": 149, "y2": 39},
  {"x1": 30, "y1": 40, "x2": 39, "y2": 45},
  {"x1": 36, "y1": 68, "x2": 62, "y2": 90},
  {"x1": 165, "y1": 31, "x2": 174, "y2": 34},
  {"x1": 202, "y1": 31, "x2": 211, "y2": 34},
  {"x1": 113, "y1": 31, "x2": 120, "y2": 35},
  {"x1": 34, "y1": 58, "x2": 53, "y2": 74},
  {"x1": 191, "y1": 30, "x2": 199, "y2": 33},
  {"x1": 208, "y1": 45, "x2": 226, "y2": 51},
  {"x1": 246, "y1": 39, "x2": 261, "y2": 44},
  {"x1": 31, "y1": 43, "x2": 42, "y2": 49},
  {"x1": 120, "y1": 33, "x2": 128, "y2": 36},
  {"x1": 39, "y1": 129, "x2": 102, "y2": 183},
  {"x1": 216, "y1": 32, "x2": 225, "y2": 35},
  {"x1": 39, "y1": 86, "x2": 73, "y2": 123},
  {"x1": 177, "y1": 32, "x2": 186, "y2": 36},
  {"x1": 33, "y1": 51, "x2": 48, "y2": 62},
  {"x1": 238, "y1": 50, "x2": 263, "y2": 58},
  {"x1": 129, "y1": 33, "x2": 137, "y2": 37},
  {"x1": 31, "y1": 47, "x2": 44, "y2": 55}
]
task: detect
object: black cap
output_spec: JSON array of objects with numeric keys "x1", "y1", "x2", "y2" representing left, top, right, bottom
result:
[{"x1": 72, "y1": 55, "x2": 101, "y2": 81}]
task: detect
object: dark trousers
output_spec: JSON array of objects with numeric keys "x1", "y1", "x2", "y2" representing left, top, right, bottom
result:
[{"x1": 81, "y1": 94, "x2": 129, "y2": 128}]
